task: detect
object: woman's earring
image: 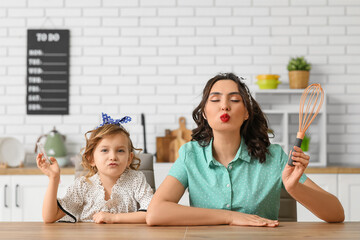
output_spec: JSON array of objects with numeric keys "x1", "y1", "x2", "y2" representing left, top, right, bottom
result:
[{"x1": 202, "y1": 112, "x2": 207, "y2": 120}]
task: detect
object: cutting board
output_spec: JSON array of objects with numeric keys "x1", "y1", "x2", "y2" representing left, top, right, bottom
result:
[
  {"x1": 156, "y1": 117, "x2": 192, "y2": 162},
  {"x1": 156, "y1": 129, "x2": 175, "y2": 163},
  {"x1": 170, "y1": 117, "x2": 192, "y2": 142},
  {"x1": 168, "y1": 130, "x2": 186, "y2": 162},
  {"x1": 168, "y1": 117, "x2": 192, "y2": 162}
]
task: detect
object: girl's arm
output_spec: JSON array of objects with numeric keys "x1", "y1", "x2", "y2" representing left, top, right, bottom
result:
[
  {"x1": 36, "y1": 154, "x2": 65, "y2": 223},
  {"x1": 93, "y1": 211, "x2": 146, "y2": 224},
  {"x1": 146, "y1": 176, "x2": 278, "y2": 227},
  {"x1": 282, "y1": 146, "x2": 344, "y2": 223}
]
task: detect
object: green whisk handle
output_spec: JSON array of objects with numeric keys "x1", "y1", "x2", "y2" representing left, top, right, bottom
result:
[{"x1": 287, "y1": 138, "x2": 303, "y2": 166}]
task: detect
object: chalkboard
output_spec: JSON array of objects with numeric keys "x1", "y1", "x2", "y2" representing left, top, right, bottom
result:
[{"x1": 26, "y1": 29, "x2": 69, "y2": 115}]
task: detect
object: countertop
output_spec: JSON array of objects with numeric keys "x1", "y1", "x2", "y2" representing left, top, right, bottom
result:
[
  {"x1": 304, "y1": 166, "x2": 360, "y2": 174},
  {"x1": 0, "y1": 167, "x2": 75, "y2": 175},
  {"x1": 0, "y1": 222, "x2": 359, "y2": 240}
]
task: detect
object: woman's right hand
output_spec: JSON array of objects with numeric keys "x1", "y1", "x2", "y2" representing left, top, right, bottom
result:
[
  {"x1": 228, "y1": 211, "x2": 279, "y2": 227},
  {"x1": 36, "y1": 153, "x2": 60, "y2": 179}
]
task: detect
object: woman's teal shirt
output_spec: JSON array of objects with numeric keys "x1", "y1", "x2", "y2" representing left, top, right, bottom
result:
[{"x1": 168, "y1": 139, "x2": 307, "y2": 220}]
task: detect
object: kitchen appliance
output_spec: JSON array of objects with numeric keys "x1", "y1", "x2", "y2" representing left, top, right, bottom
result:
[
  {"x1": 35, "y1": 127, "x2": 68, "y2": 167},
  {"x1": 288, "y1": 84, "x2": 324, "y2": 166}
]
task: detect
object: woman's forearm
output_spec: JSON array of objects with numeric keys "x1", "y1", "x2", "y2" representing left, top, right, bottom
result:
[
  {"x1": 288, "y1": 182, "x2": 344, "y2": 223},
  {"x1": 147, "y1": 176, "x2": 278, "y2": 227},
  {"x1": 42, "y1": 177, "x2": 63, "y2": 223},
  {"x1": 146, "y1": 200, "x2": 232, "y2": 226}
]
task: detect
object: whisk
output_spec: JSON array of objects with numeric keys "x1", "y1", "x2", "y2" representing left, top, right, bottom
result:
[{"x1": 288, "y1": 84, "x2": 324, "y2": 166}]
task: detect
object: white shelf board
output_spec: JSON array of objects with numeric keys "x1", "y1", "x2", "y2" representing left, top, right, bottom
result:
[
  {"x1": 252, "y1": 89, "x2": 305, "y2": 94},
  {"x1": 263, "y1": 109, "x2": 325, "y2": 114}
]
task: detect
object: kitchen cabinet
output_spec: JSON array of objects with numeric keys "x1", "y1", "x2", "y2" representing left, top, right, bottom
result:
[
  {"x1": 297, "y1": 173, "x2": 360, "y2": 222},
  {"x1": 296, "y1": 174, "x2": 338, "y2": 222},
  {"x1": 252, "y1": 89, "x2": 327, "y2": 167},
  {"x1": 0, "y1": 176, "x2": 11, "y2": 221},
  {"x1": 0, "y1": 174, "x2": 73, "y2": 222},
  {"x1": 338, "y1": 174, "x2": 360, "y2": 221}
]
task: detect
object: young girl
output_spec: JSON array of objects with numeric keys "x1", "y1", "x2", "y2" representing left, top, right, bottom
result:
[
  {"x1": 37, "y1": 113, "x2": 153, "y2": 223},
  {"x1": 147, "y1": 73, "x2": 344, "y2": 227}
]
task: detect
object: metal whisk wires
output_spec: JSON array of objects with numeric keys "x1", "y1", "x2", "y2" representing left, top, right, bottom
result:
[
  {"x1": 298, "y1": 84, "x2": 324, "y2": 139},
  {"x1": 288, "y1": 83, "x2": 324, "y2": 166}
]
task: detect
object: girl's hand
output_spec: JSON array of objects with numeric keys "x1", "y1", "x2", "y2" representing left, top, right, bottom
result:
[
  {"x1": 93, "y1": 212, "x2": 115, "y2": 224},
  {"x1": 282, "y1": 146, "x2": 310, "y2": 193},
  {"x1": 36, "y1": 153, "x2": 60, "y2": 179},
  {"x1": 229, "y1": 212, "x2": 279, "y2": 227}
]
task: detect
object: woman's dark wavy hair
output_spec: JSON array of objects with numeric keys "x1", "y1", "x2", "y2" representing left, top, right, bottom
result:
[{"x1": 191, "y1": 73, "x2": 271, "y2": 163}]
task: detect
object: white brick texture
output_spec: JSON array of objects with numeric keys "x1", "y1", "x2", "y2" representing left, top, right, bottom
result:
[{"x1": 0, "y1": 0, "x2": 360, "y2": 165}]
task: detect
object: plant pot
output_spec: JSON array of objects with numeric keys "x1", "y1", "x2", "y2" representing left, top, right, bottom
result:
[{"x1": 288, "y1": 71, "x2": 309, "y2": 89}]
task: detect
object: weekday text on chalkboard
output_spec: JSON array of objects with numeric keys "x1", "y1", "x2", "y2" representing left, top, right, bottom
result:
[{"x1": 26, "y1": 29, "x2": 69, "y2": 115}]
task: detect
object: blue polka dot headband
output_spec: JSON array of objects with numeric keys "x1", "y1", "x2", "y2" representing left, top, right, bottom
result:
[{"x1": 98, "y1": 112, "x2": 131, "y2": 128}]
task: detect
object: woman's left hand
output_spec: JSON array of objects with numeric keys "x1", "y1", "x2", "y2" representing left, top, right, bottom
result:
[
  {"x1": 282, "y1": 146, "x2": 310, "y2": 193},
  {"x1": 93, "y1": 211, "x2": 115, "y2": 224}
]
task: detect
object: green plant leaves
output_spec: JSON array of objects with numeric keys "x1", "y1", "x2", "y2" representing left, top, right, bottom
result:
[{"x1": 287, "y1": 56, "x2": 312, "y2": 71}]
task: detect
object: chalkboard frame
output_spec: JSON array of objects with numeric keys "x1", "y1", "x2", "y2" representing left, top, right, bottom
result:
[{"x1": 26, "y1": 29, "x2": 70, "y2": 115}]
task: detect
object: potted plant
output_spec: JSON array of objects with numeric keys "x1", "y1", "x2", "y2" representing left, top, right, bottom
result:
[
  {"x1": 300, "y1": 133, "x2": 311, "y2": 156},
  {"x1": 287, "y1": 56, "x2": 311, "y2": 89}
]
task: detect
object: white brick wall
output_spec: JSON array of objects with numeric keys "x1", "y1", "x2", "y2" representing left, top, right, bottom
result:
[{"x1": 0, "y1": 0, "x2": 360, "y2": 166}]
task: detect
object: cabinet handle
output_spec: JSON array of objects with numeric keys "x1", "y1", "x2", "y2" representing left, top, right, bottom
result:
[
  {"x1": 4, "y1": 184, "x2": 8, "y2": 208},
  {"x1": 15, "y1": 184, "x2": 20, "y2": 208}
]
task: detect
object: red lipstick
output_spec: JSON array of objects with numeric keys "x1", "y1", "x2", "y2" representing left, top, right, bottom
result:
[{"x1": 220, "y1": 113, "x2": 230, "y2": 122}]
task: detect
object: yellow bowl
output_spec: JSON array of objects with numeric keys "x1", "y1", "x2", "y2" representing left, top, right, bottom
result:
[
  {"x1": 256, "y1": 79, "x2": 281, "y2": 89},
  {"x1": 256, "y1": 74, "x2": 280, "y2": 80},
  {"x1": 256, "y1": 74, "x2": 281, "y2": 89}
]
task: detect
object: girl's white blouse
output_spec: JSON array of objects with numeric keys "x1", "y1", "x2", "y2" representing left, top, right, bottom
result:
[{"x1": 57, "y1": 169, "x2": 153, "y2": 222}]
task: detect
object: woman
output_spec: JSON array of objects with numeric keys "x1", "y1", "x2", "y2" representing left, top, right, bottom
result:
[{"x1": 147, "y1": 73, "x2": 344, "y2": 227}]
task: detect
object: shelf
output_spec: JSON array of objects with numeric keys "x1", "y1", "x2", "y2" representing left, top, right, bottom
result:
[
  {"x1": 254, "y1": 90, "x2": 327, "y2": 167},
  {"x1": 252, "y1": 89, "x2": 305, "y2": 94},
  {"x1": 264, "y1": 109, "x2": 325, "y2": 115}
]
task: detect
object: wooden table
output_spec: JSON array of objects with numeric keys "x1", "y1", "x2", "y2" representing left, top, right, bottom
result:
[{"x1": 0, "y1": 222, "x2": 359, "y2": 240}]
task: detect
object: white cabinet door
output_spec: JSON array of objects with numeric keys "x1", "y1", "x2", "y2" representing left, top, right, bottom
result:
[
  {"x1": 338, "y1": 174, "x2": 360, "y2": 221},
  {"x1": 0, "y1": 176, "x2": 12, "y2": 221},
  {"x1": 154, "y1": 163, "x2": 189, "y2": 206},
  {"x1": 297, "y1": 174, "x2": 338, "y2": 222},
  {"x1": 11, "y1": 175, "x2": 74, "y2": 222},
  {"x1": 11, "y1": 175, "x2": 47, "y2": 221}
]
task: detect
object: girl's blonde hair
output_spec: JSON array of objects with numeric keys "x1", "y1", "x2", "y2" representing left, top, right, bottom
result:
[{"x1": 81, "y1": 124, "x2": 141, "y2": 178}]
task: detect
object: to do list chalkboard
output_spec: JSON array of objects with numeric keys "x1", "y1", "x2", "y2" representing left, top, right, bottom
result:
[{"x1": 26, "y1": 29, "x2": 69, "y2": 115}]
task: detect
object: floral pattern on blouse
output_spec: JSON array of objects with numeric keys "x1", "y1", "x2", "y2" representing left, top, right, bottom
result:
[{"x1": 57, "y1": 169, "x2": 153, "y2": 222}]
